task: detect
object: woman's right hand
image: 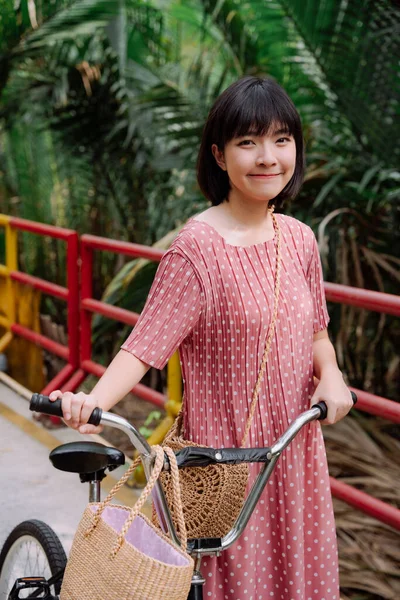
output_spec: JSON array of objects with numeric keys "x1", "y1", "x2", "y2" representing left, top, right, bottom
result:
[{"x1": 49, "y1": 390, "x2": 103, "y2": 434}]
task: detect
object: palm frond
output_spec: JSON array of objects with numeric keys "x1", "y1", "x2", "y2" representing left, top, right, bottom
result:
[
  {"x1": 278, "y1": 0, "x2": 400, "y2": 165},
  {"x1": 12, "y1": 0, "x2": 120, "y2": 58}
]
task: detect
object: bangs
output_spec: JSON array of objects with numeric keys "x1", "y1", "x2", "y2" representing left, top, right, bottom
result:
[{"x1": 218, "y1": 79, "x2": 299, "y2": 146}]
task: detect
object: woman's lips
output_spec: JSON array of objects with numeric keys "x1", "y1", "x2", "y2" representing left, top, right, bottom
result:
[{"x1": 248, "y1": 173, "x2": 280, "y2": 178}]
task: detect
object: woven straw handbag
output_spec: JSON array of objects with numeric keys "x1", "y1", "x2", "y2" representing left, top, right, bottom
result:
[
  {"x1": 60, "y1": 446, "x2": 194, "y2": 600},
  {"x1": 154, "y1": 209, "x2": 282, "y2": 539}
]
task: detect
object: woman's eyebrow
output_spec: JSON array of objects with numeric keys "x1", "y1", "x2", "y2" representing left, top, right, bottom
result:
[
  {"x1": 240, "y1": 128, "x2": 291, "y2": 137},
  {"x1": 237, "y1": 131, "x2": 257, "y2": 137},
  {"x1": 236, "y1": 127, "x2": 291, "y2": 138},
  {"x1": 272, "y1": 127, "x2": 291, "y2": 136}
]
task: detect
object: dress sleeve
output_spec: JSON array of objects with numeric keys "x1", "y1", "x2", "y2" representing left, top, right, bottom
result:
[
  {"x1": 306, "y1": 233, "x2": 330, "y2": 333},
  {"x1": 121, "y1": 251, "x2": 204, "y2": 369}
]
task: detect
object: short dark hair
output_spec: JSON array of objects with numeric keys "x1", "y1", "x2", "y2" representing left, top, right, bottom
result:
[{"x1": 196, "y1": 76, "x2": 305, "y2": 207}]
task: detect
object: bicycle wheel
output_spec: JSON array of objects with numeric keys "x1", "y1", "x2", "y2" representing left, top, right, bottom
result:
[{"x1": 0, "y1": 520, "x2": 67, "y2": 599}]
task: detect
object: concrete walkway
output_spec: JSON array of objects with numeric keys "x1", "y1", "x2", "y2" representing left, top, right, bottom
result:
[{"x1": 0, "y1": 378, "x2": 145, "y2": 554}]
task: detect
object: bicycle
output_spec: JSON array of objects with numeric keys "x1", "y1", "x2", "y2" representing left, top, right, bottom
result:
[{"x1": 0, "y1": 391, "x2": 357, "y2": 599}]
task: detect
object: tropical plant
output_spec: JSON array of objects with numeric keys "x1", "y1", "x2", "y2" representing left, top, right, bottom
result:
[
  {"x1": 0, "y1": 3, "x2": 399, "y2": 596},
  {"x1": 2, "y1": 0, "x2": 398, "y2": 390}
]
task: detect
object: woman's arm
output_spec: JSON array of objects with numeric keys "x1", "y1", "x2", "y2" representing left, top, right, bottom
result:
[
  {"x1": 311, "y1": 329, "x2": 353, "y2": 424},
  {"x1": 50, "y1": 350, "x2": 150, "y2": 433}
]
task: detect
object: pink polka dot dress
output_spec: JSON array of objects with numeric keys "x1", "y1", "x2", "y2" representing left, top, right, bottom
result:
[{"x1": 122, "y1": 214, "x2": 340, "y2": 600}]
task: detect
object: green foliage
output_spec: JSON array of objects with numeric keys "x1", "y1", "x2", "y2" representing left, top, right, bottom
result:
[
  {"x1": 278, "y1": 0, "x2": 400, "y2": 163},
  {"x1": 0, "y1": 0, "x2": 399, "y2": 401},
  {"x1": 139, "y1": 410, "x2": 162, "y2": 437}
]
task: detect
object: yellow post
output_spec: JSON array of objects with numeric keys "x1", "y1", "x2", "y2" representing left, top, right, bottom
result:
[
  {"x1": 146, "y1": 352, "x2": 182, "y2": 446},
  {"x1": 167, "y1": 350, "x2": 182, "y2": 405},
  {"x1": 0, "y1": 214, "x2": 44, "y2": 390},
  {"x1": 6, "y1": 217, "x2": 17, "y2": 324},
  {"x1": 128, "y1": 351, "x2": 183, "y2": 486},
  {"x1": 0, "y1": 214, "x2": 17, "y2": 352}
]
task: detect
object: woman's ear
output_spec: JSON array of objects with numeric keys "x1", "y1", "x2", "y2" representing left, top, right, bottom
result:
[{"x1": 211, "y1": 144, "x2": 227, "y2": 171}]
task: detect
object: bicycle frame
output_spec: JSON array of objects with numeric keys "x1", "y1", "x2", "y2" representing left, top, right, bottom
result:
[
  {"x1": 19, "y1": 392, "x2": 355, "y2": 600},
  {"x1": 45, "y1": 406, "x2": 316, "y2": 600},
  {"x1": 97, "y1": 405, "x2": 327, "y2": 600}
]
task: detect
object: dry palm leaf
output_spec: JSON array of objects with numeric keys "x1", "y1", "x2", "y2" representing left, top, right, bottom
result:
[{"x1": 324, "y1": 416, "x2": 400, "y2": 599}]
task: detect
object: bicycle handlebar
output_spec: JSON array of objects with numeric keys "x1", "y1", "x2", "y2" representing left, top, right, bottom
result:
[
  {"x1": 29, "y1": 389, "x2": 357, "y2": 554},
  {"x1": 30, "y1": 392, "x2": 357, "y2": 427}
]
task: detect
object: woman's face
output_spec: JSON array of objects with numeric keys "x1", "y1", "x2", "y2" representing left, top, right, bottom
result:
[{"x1": 212, "y1": 125, "x2": 296, "y2": 204}]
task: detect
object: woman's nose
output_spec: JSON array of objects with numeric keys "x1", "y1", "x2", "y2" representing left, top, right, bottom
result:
[{"x1": 256, "y1": 144, "x2": 277, "y2": 166}]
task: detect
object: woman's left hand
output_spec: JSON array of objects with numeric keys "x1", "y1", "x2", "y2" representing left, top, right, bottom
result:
[{"x1": 311, "y1": 368, "x2": 354, "y2": 425}]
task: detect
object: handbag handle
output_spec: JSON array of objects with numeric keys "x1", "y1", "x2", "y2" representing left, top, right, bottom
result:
[
  {"x1": 85, "y1": 445, "x2": 188, "y2": 555},
  {"x1": 161, "y1": 447, "x2": 188, "y2": 549},
  {"x1": 115, "y1": 446, "x2": 188, "y2": 555}
]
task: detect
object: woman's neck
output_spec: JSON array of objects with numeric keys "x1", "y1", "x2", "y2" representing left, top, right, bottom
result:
[{"x1": 220, "y1": 195, "x2": 273, "y2": 231}]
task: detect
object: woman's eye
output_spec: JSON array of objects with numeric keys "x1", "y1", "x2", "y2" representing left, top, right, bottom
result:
[
  {"x1": 276, "y1": 137, "x2": 291, "y2": 144},
  {"x1": 238, "y1": 139, "x2": 254, "y2": 146}
]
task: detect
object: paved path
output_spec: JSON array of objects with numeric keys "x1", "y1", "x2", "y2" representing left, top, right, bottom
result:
[{"x1": 0, "y1": 380, "x2": 144, "y2": 554}]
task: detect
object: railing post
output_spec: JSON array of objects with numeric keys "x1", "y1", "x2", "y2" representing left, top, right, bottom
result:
[
  {"x1": 8, "y1": 218, "x2": 81, "y2": 400},
  {"x1": 66, "y1": 232, "x2": 80, "y2": 369},
  {"x1": 6, "y1": 217, "x2": 17, "y2": 324},
  {"x1": 80, "y1": 238, "x2": 93, "y2": 364},
  {"x1": 0, "y1": 214, "x2": 17, "y2": 353},
  {"x1": 167, "y1": 351, "x2": 182, "y2": 403}
]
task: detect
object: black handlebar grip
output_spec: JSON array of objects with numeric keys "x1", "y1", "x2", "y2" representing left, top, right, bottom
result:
[
  {"x1": 30, "y1": 393, "x2": 103, "y2": 426},
  {"x1": 316, "y1": 390, "x2": 357, "y2": 421},
  {"x1": 30, "y1": 393, "x2": 63, "y2": 417},
  {"x1": 315, "y1": 401, "x2": 328, "y2": 420}
]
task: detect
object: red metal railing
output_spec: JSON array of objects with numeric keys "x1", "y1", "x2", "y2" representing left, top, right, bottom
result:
[
  {"x1": 9, "y1": 218, "x2": 79, "y2": 399},
  {"x1": 330, "y1": 478, "x2": 400, "y2": 530},
  {"x1": 324, "y1": 284, "x2": 400, "y2": 424},
  {"x1": 322, "y1": 284, "x2": 400, "y2": 528},
  {"x1": 325, "y1": 282, "x2": 400, "y2": 317},
  {"x1": 70, "y1": 234, "x2": 400, "y2": 529},
  {"x1": 346, "y1": 389, "x2": 400, "y2": 423},
  {"x1": 2, "y1": 218, "x2": 399, "y2": 530},
  {"x1": 59, "y1": 234, "x2": 165, "y2": 408}
]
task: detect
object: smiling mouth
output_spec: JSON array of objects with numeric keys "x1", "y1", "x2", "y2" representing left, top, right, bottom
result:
[{"x1": 248, "y1": 173, "x2": 281, "y2": 178}]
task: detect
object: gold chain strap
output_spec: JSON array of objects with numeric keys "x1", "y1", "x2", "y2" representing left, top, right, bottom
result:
[{"x1": 240, "y1": 208, "x2": 282, "y2": 448}]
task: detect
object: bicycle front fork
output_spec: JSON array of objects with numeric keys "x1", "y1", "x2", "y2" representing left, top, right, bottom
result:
[{"x1": 188, "y1": 570, "x2": 205, "y2": 600}]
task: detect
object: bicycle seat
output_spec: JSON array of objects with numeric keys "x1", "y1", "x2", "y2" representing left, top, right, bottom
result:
[{"x1": 49, "y1": 442, "x2": 125, "y2": 474}]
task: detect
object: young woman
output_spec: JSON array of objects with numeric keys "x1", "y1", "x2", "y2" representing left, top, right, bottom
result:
[{"x1": 50, "y1": 76, "x2": 353, "y2": 599}]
